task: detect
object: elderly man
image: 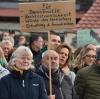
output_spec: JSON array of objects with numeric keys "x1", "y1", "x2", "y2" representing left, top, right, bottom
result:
[
  {"x1": 35, "y1": 50, "x2": 78, "y2": 99},
  {"x1": 1, "y1": 40, "x2": 13, "y2": 62}
]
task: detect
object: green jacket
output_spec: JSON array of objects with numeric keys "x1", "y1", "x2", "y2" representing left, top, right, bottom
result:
[
  {"x1": 74, "y1": 65, "x2": 100, "y2": 99},
  {"x1": 0, "y1": 58, "x2": 7, "y2": 67}
]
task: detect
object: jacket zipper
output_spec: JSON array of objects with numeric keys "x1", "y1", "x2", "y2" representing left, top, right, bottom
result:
[{"x1": 22, "y1": 80, "x2": 25, "y2": 87}]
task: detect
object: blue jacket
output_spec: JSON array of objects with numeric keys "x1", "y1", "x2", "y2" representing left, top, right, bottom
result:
[{"x1": 0, "y1": 70, "x2": 48, "y2": 99}]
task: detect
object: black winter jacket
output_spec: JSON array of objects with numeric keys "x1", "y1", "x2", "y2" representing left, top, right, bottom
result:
[{"x1": 0, "y1": 70, "x2": 48, "y2": 99}]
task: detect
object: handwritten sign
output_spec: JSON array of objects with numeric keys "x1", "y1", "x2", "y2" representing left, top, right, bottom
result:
[{"x1": 19, "y1": 1, "x2": 76, "y2": 32}]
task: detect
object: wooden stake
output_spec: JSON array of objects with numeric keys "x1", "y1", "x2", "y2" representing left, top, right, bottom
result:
[{"x1": 48, "y1": 31, "x2": 52, "y2": 95}]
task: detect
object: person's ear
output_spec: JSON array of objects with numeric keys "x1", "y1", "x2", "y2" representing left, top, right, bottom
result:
[{"x1": 13, "y1": 58, "x2": 16, "y2": 65}]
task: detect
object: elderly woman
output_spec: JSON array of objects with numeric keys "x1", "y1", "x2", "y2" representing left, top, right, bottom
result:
[{"x1": 0, "y1": 46, "x2": 48, "y2": 99}]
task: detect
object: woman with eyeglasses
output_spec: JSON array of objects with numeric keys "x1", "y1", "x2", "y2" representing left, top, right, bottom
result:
[
  {"x1": 74, "y1": 48, "x2": 100, "y2": 99},
  {"x1": 74, "y1": 47, "x2": 96, "y2": 74}
]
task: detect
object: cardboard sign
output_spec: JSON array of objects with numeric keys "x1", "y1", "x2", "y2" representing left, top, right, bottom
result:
[{"x1": 19, "y1": 1, "x2": 76, "y2": 32}]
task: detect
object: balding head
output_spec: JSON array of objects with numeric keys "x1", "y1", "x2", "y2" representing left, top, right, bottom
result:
[{"x1": 42, "y1": 50, "x2": 59, "y2": 72}]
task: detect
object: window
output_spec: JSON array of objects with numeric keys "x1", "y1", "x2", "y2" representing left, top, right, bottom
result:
[{"x1": 76, "y1": 4, "x2": 80, "y2": 10}]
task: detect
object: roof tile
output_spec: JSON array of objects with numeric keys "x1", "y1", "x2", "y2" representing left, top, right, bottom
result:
[
  {"x1": 76, "y1": 0, "x2": 100, "y2": 29},
  {"x1": 0, "y1": 8, "x2": 19, "y2": 17}
]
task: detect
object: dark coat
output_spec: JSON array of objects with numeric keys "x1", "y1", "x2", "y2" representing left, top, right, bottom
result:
[
  {"x1": 30, "y1": 45, "x2": 47, "y2": 68},
  {"x1": 35, "y1": 66, "x2": 78, "y2": 99},
  {"x1": 0, "y1": 70, "x2": 48, "y2": 99},
  {"x1": 75, "y1": 65, "x2": 100, "y2": 99}
]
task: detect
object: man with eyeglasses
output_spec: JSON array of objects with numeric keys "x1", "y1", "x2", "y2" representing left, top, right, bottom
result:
[{"x1": 74, "y1": 48, "x2": 100, "y2": 99}]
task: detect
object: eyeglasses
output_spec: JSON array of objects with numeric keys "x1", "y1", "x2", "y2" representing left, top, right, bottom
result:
[{"x1": 85, "y1": 55, "x2": 96, "y2": 58}]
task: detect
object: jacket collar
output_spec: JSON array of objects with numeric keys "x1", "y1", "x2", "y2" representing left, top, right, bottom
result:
[
  {"x1": 11, "y1": 69, "x2": 37, "y2": 79},
  {"x1": 37, "y1": 65, "x2": 65, "y2": 85}
]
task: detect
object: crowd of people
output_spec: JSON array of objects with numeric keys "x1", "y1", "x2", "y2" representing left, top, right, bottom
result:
[{"x1": 0, "y1": 30, "x2": 100, "y2": 99}]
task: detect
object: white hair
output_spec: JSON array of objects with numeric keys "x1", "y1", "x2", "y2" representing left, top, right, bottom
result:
[{"x1": 11, "y1": 46, "x2": 33, "y2": 59}]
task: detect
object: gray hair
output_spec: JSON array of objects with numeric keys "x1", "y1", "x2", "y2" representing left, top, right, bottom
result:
[
  {"x1": 42, "y1": 50, "x2": 59, "y2": 58},
  {"x1": 1, "y1": 40, "x2": 13, "y2": 48},
  {"x1": 3, "y1": 36, "x2": 14, "y2": 47}
]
